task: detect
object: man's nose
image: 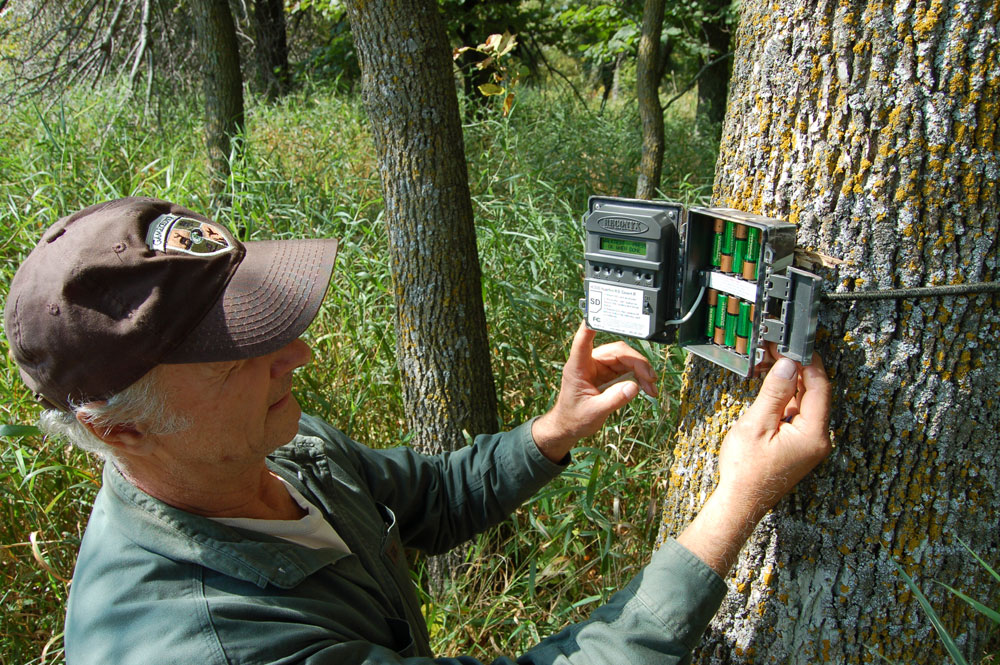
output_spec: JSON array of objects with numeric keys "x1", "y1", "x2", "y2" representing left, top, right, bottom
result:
[{"x1": 270, "y1": 338, "x2": 312, "y2": 378}]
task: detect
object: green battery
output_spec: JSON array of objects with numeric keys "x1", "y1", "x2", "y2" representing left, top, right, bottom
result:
[
  {"x1": 720, "y1": 221, "x2": 736, "y2": 273},
  {"x1": 714, "y1": 294, "x2": 728, "y2": 345},
  {"x1": 705, "y1": 289, "x2": 718, "y2": 338},
  {"x1": 711, "y1": 219, "x2": 724, "y2": 267},
  {"x1": 735, "y1": 301, "x2": 752, "y2": 354},
  {"x1": 742, "y1": 227, "x2": 761, "y2": 281},
  {"x1": 722, "y1": 221, "x2": 735, "y2": 254},
  {"x1": 724, "y1": 296, "x2": 739, "y2": 348},
  {"x1": 733, "y1": 224, "x2": 748, "y2": 275}
]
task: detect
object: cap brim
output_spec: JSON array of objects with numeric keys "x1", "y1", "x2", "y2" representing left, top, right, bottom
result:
[{"x1": 162, "y1": 237, "x2": 338, "y2": 363}]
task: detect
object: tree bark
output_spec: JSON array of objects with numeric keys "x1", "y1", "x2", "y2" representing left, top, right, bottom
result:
[
  {"x1": 635, "y1": 0, "x2": 666, "y2": 199},
  {"x1": 343, "y1": 0, "x2": 500, "y2": 454},
  {"x1": 191, "y1": 0, "x2": 245, "y2": 199},
  {"x1": 659, "y1": 0, "x2": 1000, "y2": 662},
  {"x1": 251, "y1": 0, "x2": 291, "y2": 102}
]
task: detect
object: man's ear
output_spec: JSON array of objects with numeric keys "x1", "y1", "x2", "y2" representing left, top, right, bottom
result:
[{"x1": 75, "y1": 412, "x2": 154, "y2": 455}]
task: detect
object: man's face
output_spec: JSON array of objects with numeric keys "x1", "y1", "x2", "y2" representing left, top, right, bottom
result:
[{"x1": 150, "y1": 339, "x2": 313, "y2": 468}]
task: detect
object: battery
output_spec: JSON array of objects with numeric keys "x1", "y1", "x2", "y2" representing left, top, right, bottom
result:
[
  {"x1": 711, "y1": 219, "x2": 724, "y2": 268},
  {"x1": 720, "y1": 221, "x2": 735, "y2": 273},
  {"x1": 724, "y1": 296, "x2": 739, "y2": 348},
  {"x1": 733, "y1": 224, "x2": 748, "y2": 275},
  {"x1": 735, "y1": 300, "x2": 752, "y2": 354},
  {"x1": 742, "y1": 226, "x2": 761, "y2": 281},
  {"x1": 714, "y1": 293, "x2": 727, "y2": 345},
  {"x1": 706, "y1": 289, "x2": 718, "y2": 339}
]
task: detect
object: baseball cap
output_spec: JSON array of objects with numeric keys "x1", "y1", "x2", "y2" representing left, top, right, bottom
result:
[{"x1": 4, "y1": 197, "x2": 339, "y2": 411}]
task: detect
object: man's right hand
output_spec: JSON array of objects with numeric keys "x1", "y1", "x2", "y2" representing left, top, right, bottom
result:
[{"x1": 676, "y1": 349, "x2": 832, "y2": 577}]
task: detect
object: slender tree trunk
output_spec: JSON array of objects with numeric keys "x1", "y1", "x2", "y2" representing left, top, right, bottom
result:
[
  {"x1": 342, "y1": 0, "x2": 499, "y2": 455},
  {"x1": 695, "y1": 2, "x2": 731, "y2": 128},
  {"x1": 251, "y1": 0, "x2": 291, "y2": 102},
  {"x1": 635, "y1": 0, "x2": 665, "y2": 199},
  {"x1": 191, "y1": 0, "x2": 245, "y2": 200},
  {"x1": 658, "y1": 0, "x2": 1000, "y2": 662}
]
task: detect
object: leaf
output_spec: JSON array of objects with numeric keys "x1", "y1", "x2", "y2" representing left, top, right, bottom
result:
[
  {"x1": 497, "y1": 32, "x2": 517, "y2": 57},
  {"x1": 0, "y1": 424, "x2": 41, "y2": 437},
  {"x1": 503, "y1": 93, "x2": 515, "y2": 116},
  {"x1": 936, "y1": 582, "x2": 1000, "y2": 626},
  {"x1": 477, "y1": 83, "x2": 505, "y2": 97},
  {"x1": 452, "y1": 46, "x2": 471, "y2": 60},
  {"x1": 480, "y1": 34, "x2": 503, "y2": 52},
  {"x1": 956, "y1": 536, "x2": 1000, "y2": 586},
  {"x1": 891, "y1": 559, "x2": 969, "y2": 665}
]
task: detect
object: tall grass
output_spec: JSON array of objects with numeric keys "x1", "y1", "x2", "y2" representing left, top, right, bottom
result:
[{"x1": 0, "y1": 81, "x2": 718, "y2": 664}]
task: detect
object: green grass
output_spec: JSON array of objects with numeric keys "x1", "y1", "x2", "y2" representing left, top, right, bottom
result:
[{"x1": 0, "y1": 80, "x2": 717, "y2": 664}]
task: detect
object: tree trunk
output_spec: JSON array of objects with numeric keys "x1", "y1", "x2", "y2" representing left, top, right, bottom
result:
[
  {"x1": 635, "y1": 0, "x2": 666, "y2": 199},
  {"x1": 191, "y1": 0, "x2": 245, "y2": 199},
  {"x1": 251, "y1": 0, "x2": 291, "y2": 102},
  {"x1": 695, "y1": 2, "x2": 731, "y2": 128},
  {"x1": 343, "y1": 0, "x2": 500, "y2": 454},
  {"x1": 658, "y1": 0, "x2": 1000, "y2": 662}
]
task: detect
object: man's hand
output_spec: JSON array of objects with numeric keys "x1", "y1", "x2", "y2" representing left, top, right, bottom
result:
[
  {"x1": 677, "y1": 347, "x2": 832, "y2": 576},
  {"x1": 717, "y1": 347, "x2": 833, "y2": 518},
  {"x1": 532, "y1": 322, "x2": 658, "y2": 463}
]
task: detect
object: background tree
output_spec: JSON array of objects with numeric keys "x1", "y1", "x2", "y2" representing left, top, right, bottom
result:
[
  {"x1": 658, "y1": 0, "x2": 999, "y2": 662},
  {"x1": 190, "y1": 0, "x2": 244, "y2": 200},
  {"x1": 249, "y1": 0, "x2": 291, "y2": 101},
  {"x1": 694, "y1": 0, "x2": 732, "y2": 128},
  {"x1": 341, "y1": 0, "x2": 499, "y2": 454},
  {"x1": 633, "y1": 0, "x2": 736, "y2": 198},
  {"x1": 634, "y1": 0, "x2": 665, "y2": 199}
]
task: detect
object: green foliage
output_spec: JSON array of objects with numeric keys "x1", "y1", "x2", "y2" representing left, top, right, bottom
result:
[
  {"x1": 0, "y1": 79, "x2": 717, "y2": 663},
  {"x1": 557, "y1": 2, "x2": 642, "y2": 65},
  {"x1": 551, "y1": 0, "x2": 737, "y2": 90}
]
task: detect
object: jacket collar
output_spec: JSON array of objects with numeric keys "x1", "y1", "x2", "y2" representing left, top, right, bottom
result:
[{"x1": 100, "y1": 436, "x2": 350, "y2": 589}]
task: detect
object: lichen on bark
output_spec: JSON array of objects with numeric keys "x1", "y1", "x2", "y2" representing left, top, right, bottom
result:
[{"x1": 658, "y1": 0, "x2": 999, "y2": 662}]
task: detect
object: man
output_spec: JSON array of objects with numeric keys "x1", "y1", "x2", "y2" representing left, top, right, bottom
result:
[{"x1": 5, "y1": 197, "x2": 832, "y2": 664}]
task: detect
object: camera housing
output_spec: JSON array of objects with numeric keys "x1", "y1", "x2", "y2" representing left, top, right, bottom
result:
[{"x1": 582, "y1": 196, "x2": 822, "y2": 376}]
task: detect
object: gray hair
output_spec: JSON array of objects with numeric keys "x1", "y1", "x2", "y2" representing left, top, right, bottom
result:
[{"x1": 38, "y1": 366, "x2": 190, "y2": 459}]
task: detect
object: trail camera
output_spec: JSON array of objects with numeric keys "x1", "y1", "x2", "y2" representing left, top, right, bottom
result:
[{"x1": 582, "y1": 196, "x2": 822, "y2": 377}]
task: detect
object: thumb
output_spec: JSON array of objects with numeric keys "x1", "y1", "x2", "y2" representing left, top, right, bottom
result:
[
  {"x1": 590, "y1": 381, "x2": 640, "y2": 419},
  {"x1": 746, "y1": 357, "x2": 798, "y2": 427}
]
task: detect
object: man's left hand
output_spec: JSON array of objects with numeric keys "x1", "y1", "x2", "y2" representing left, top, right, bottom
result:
[{"x1": 532, "y1": 322, "x2": 658, "y2": 462}]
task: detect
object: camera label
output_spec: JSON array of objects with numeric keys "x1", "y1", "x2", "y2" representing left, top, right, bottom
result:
[{"x1": 587, "y1": 283, "x2": 650, "y2": 337}]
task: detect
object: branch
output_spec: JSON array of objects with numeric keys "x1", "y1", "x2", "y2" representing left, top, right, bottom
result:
[
  {"x1": 526, "y1": 34, "x2": 592, "y2": 113},
  {"x1": 661, "y1": 51, "x2": 732, "y2": 115},
  {"x1": 129, "y1": 0, "x2": 151, "y2": 88},
  {"x1": 95, "y1": 0, "x2": 128, "y2": 79}
]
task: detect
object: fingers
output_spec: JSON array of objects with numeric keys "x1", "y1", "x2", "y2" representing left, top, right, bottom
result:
[
  {"x1": 565, "y1": 321, "x2": 597, "y2": 373},
  {"x1": 593, "y1": 380, "x2": 641, "y2": 416},
  {"x1": 591, "y1": 341, "x2": 658, "y2": 396},
  {"x1": 744, "y1": 357, "x2": 799, "y2": 433},
  {"x1": 793, "y1": 352, "x2": 832, "y2": 437}
]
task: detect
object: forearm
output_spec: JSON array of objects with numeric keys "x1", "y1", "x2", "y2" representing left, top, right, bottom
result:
[{"x1": 675, "y1": 486, "x2": 769, "y2": 578}]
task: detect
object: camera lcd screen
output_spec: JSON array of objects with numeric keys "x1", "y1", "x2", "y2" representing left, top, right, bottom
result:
[{"x1": 600, "y1": 237, "x2": 646, "y2": 256}]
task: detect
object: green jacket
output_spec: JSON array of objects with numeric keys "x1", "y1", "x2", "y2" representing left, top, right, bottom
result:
[{"x1": 64, "y1": 415, "x2": 725, "y2": 664}]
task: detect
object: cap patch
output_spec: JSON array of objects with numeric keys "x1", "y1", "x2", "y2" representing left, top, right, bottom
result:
[{"x1": 146, "y1": 214, "x2": 235, "y2": 256}]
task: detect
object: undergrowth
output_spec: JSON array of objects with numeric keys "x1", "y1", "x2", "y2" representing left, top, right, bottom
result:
[{"x1": 0, "y1": 81, "x2": 717, "y2": 664}]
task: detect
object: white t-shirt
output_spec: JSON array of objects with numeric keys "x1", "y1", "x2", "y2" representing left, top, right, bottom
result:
[{"x1": 211, "y1": 477, "x2": 351, "y2": 553}]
